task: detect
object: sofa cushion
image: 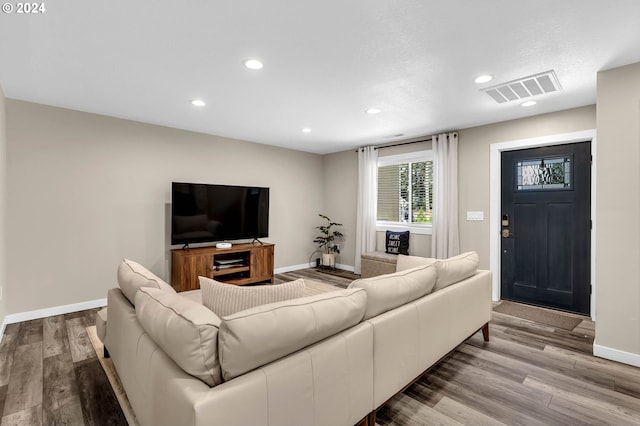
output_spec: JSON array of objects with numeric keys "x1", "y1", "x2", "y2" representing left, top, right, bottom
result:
[
  {"x1": 396, "y1": 254, "x2": 437, "y2": 272},
  {"x1": 218, "y1": 288, "x2": 367, "y2": 381},
  {"x1": 385, "y1": 230, "x2": 410, "y2": 255},
  {"x1": 349, "y1": 264, "x2": 436, "y2": 320},
  {"x1": 433, "y1": 251, "x2": 479, "y2": 292},
  {"x1": 135, "y1": 287, "x2": 223, "y2": 387},
  {"x1": 199, "y1": 277, "x2": 305, "y2": 317},
  {"x1": 117, "y1": 259, "x2": 175, "y2": 305}
]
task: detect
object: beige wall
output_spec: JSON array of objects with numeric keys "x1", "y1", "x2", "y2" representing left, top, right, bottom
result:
[
  {"x1": 595, "y1": 62, "x2": 640, "y2": 358},
  {"x1": 458, "y1": 105, "x2": 596, "y2": 269},
  {"x1": 326, "y1": 106, "x2": 596, "y2": 271},
  {"x1": 0, "y1": 85, "x2": 6, "y2": 327},
  {"x1": 6, "y1": 100, "x2": 324, "y2": 314}
]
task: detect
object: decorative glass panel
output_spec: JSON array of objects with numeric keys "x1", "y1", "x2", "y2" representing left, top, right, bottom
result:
[{"x1": 516, "y1": 156, "x2": 572, "y2": 191}]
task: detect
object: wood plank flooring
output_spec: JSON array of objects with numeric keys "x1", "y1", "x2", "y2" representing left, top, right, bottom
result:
[
  {"x1": 0, "y1": 309, "x2": 126, "y2": 426},
  {"x1": 1, "y1": 269, "x2": 639, "y2": 425}
]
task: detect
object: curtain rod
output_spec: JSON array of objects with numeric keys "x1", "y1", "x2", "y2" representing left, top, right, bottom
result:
[{"x1": 355, "y1": 138, "x2": 432, "y2": 152}]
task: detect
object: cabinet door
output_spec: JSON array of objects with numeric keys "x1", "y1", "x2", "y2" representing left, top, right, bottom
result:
[
  {"x1": 175, "y1": 254, "x2": 212, "y2": 291},
  {"x1": 251, "y1": 245, "x2": 274, "y2": 281}
]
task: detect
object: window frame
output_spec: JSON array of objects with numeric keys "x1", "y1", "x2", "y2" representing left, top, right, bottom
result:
[{"x1": 376, "y1": 150, "x2": 433, "y2": 235}]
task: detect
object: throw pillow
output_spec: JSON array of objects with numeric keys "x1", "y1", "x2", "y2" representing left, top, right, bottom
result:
[
  {"x1": 199, "y1": 277, "x2": 305, "y2": 317},
  {"x1": 385, "y1": 230, "x2": 410, "y2": 255}
]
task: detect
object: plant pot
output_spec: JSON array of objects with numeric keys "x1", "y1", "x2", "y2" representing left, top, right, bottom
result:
[{"x1": 321, "y1": 253, "x2": 335, "y2": 268}]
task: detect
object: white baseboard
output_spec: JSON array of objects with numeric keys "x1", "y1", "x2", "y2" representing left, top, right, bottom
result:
[
  {"x1": 593, "y1": 343, "x2": 640, "y2": 368},
  {"x1": 4, "y1": 298, "x2": 107, "y2": 325},
  {"x1": 274, "y1": 263, "x2": 313, "y2": 274},
  {"x1": 0, "y1": 298, "x2": 106, "y2": 344},
  {"x1": 335, "y1": 263, "x2": 355, "y2": 272}
]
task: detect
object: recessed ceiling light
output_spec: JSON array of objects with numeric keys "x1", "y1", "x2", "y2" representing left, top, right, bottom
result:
[
  {"x1": 474, "y1": 75, "x2": 493, "y2": 84},
  {"x1": 301, "y1": 128, "x2": 311, "y2": 133},
  {"x1": 366, "y1": 108, "x2": 382, "y2": 115},
  {"x1": 521, "y1": 100, "x2": 537, "y2": 107},
  {"x1": 190, "y1": 99, "x2": 206, "y2": 107},
  {"x1": 244, "y1": 59, "x2": 264, "y2": 70}
]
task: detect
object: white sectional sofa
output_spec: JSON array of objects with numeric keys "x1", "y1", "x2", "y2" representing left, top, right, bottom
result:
[{"x1": 105, "y1": 252, "x2": 491, "y2": 426}]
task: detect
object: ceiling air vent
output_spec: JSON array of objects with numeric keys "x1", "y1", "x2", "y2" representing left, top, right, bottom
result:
[{"x1": 481, "y1": 70, "x2": 562, "y2": 104}]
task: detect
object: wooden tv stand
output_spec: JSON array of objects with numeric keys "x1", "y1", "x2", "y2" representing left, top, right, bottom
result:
[{"x1": 171, "y1": 243, "x2": 274, "y2": 291}]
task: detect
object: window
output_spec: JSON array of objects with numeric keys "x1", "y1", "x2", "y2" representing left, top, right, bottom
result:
[{"x1": 377, "y1": 151, "x2": 433, "y2": 234}]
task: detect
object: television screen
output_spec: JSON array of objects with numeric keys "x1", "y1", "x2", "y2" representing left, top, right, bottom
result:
[{"x1": 171, "y1": 182, "x2": 269, "y2": 245}]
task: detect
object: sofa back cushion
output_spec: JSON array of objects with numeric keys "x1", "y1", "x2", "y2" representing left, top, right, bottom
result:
[
  {"x1": 433, "y1": 251, "x2": 479, "y2": 292},
  {"x1": 349, "y1": 264, "x2": 437, "y2": 320},
  {"x1": 218, "y1": 288, "x2": 367, "y2": 381},
  {"x1": 117, "y1": 259, "x2": 175, "y2": 305},
  {"x1": 395, "y1": 254, "x2": 437, "y2": 272},
  {"x1": 135, "y1": 287, "x2": 223, "y2": 387},
  {"x1": 199, "y1": 277, "x2": 305, "y2": 317}
]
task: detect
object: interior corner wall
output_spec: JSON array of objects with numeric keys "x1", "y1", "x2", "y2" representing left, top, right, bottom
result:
[
  {"x1": 594, "y1": 62, "x2": 640, "y2": 361},
  {"x1": 6, "y1": 100, "x2": 324, "y2": 315},
  {"x1": 0, "y1": 85, "x2": 7, "y2": 330},
  {"x1": 322, "y1": 150, "x2": 358, "y2": 268}
]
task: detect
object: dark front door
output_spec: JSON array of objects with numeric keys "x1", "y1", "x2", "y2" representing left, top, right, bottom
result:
[{"x1": 501, "y1": 142, "x2": 591, "y2": 315}]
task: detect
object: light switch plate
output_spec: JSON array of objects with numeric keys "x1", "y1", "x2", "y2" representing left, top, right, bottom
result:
[{"x1": 466, "y1": 211, "x2": 484, "y2": 221}]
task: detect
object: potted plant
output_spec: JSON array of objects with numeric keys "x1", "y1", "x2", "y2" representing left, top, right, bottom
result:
[{"x1": 313, "y1": 214, "x2": 344, "y2": 268}]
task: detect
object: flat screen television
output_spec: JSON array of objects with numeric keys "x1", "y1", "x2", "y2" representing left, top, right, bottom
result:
[{"x1": 171, "y1": 182, "x2": 269, "y2": 246}]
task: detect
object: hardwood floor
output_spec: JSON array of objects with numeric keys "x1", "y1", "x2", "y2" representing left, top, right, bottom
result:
[
  {"x1": 0, "y1": 309, "x2": 125, "y2": 426},
  {"x1": 375, "y1": 311, "x2": 640, "y2": 426},
  {"x1": 1, "y1": 269, "x2": 639, "y2": 425}
]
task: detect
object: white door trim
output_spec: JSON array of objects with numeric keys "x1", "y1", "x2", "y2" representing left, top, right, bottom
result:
[{"x1": 489, "y1": 129, "x2": 597, "y2": 320}]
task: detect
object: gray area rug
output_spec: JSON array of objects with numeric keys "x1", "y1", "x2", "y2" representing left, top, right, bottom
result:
[{"x1": 493, "y1": 301, "x2": 583, "y2": 331}]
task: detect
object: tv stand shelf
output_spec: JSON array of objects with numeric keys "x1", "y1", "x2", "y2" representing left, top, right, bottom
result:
[{"x1": 171, "y1": 243, "x2": 274, "y2": 291}]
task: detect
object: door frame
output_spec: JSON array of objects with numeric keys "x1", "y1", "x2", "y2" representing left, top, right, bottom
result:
[{"x1": 489, "y1": 129, "x2": 597, "y2": 320}]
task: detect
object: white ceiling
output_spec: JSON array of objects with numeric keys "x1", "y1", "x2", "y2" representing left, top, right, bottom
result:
[{"x1": 1, "y1": 1, "x2": 640, "y2": 154}]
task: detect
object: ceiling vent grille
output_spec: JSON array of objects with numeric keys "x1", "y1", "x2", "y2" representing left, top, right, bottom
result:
[{"x1": 481, "y1": 70, "x2": 562, "y2": 104}]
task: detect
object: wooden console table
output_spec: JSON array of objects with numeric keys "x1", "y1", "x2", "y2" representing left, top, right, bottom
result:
[{"x1": 171, "y1": 243, "x2": 274, "y2": 291}]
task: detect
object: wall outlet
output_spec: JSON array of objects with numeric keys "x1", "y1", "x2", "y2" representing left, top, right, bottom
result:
[{"x1": 0, "y1": 285, "x2": 3, "y2": 301}]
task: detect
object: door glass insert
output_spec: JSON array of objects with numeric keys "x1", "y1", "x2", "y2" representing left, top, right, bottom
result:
[{"x1": 516, "y1": 156, "x2": 572, "y2": 191}]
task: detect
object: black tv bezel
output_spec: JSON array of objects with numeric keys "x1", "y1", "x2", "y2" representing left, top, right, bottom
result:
[{"x1": 170, "y1": 182, "x2": 269, "y2": 246}]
